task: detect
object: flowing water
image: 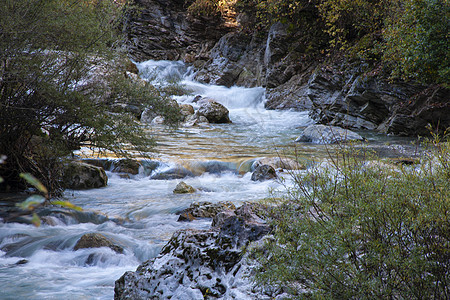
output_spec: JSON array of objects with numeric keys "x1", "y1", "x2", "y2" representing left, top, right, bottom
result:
[{"x1": 0, "y1": 60, "x2": 417, "y2": 299}]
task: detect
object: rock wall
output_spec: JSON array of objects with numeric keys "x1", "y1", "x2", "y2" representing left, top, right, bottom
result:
[
  {"x1": 126, "y1": 0, "x2": 231, "y2": 62},
  {"x1": 126, "y1": 3, "x2": 450, "y2": 136}
]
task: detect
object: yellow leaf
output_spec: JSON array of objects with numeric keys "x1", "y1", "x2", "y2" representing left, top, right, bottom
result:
[
  {"x1": 19, "y1": 173, "x2": 48, "y2": 194},
  {"x1": 51, "y1": 200, "x2": 83, "y2": 211},
  {"x1": 31, "y1": 213, "x2": 41, "y2": 227}
]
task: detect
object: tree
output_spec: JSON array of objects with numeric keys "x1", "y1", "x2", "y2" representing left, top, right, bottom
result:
[
  {"x1": 0, "y1": 0, "x2": 180, "y2": 194},
  {"x1": 383, "y1": 0, "x2": 450, "y2": 85}
]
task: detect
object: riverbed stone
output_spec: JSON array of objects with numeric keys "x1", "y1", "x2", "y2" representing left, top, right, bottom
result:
[
  {"x1": 173, "y1": 181, "x2": 195, "y2": 194},
  {"x1": 296, "y1": 124, "x2": 365, "y2": 144},
  {"x1": 74, "y1": 233, "x2": 123, "y2": 254},
  {"x1": 196, "y1": 100, "x2": 232, "y2": 123},
  {"x1": 62, "y1": 161, "x2": 108, "y2": 189},
  {"x1": 251, "y1": 165, "x2": 277, "y2": 181}
]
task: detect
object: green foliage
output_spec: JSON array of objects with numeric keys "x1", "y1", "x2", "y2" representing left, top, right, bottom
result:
[
  {"x1": 0, "y1": 0, "x2": 180, "y2": 194},
  {"x1": 254, "y1": 139, "x2": 450, "y2": 298},
  {"x1": 383, "y1": 0, "x2": 450, "y2": 84}
]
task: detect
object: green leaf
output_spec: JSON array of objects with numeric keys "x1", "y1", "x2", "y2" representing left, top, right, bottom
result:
[
  {"x1": 19, "y1": 173, "x2": 48, "y2": 194},
  {"x1": 0, "y1": 176, "x2": 3, "y2": 183},
  {"x1": 31, "y1": 213, "x2": 41, "y2": 227},
  {"x1": 51, "y1": 200, "x2": 83, "y2": 211},
  {"x1": 16, "y1": 195, "x2": 46, "y2": 210}
]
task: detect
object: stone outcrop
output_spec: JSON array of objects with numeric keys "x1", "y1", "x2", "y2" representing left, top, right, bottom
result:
[
  {"x1": 115, "y1": 203, "x2": 274, "y2": 299},
  {"x1": 296, "y1": 124, "x2": 365, "y2": 144},
  {"x1": 63, "y1": 161, "x2": 108, "y2": 189}
]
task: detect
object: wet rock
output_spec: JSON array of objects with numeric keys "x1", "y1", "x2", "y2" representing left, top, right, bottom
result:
[
  {"x1": 173, "y1": 181, "x2": 195, "y2": 194},
  {"x1": 62, "y1": 161, "x2": 108, "y2": 189},
  {"x1": 81, "y1": 158, "x2": 113, "y2": 171},
  {"x1": 180, "y1": 103, "x2": 195, "y2": 115},
  {"x1": 183, "y1": 114, "x2": 209, "y2": 127},
  {"x1": 151, "y1": 166, "x2": 194, "y2": 180},
  {"x1": 74, "y1": 233, "x2": 123, "y2": 254},
  {"x1": 115, "y1": 204, "x2": 273, "y2": 300},
  {"x1": 251, "y1": 165, "x2": 277, "y2": 181},
  {"x1": 177, "y1": 201, "x2": 236, "y2": 221},
  {"x1": 112, "y1": 159, "x2": 141, "y2": 175},
  {"x1": 196, "y1": 100, "x2": 232, "y2": 123},
  {"x1": 254, "y1": 157, "x2": 305, "y2": 171},
  {"x1": 295, "y1": 124, "x2": 365, "y2": 144}
]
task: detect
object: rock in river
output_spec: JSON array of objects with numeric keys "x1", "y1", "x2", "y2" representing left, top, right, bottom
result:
[
  {"x1": 296, "y1": 124, "x2": 365, "y2": 144},
  {"x1": 63, "y1": 161, "x2": 108, "y2": 189},
  {"x1": 115, "y1": 204, "x2": 273, "y2": 299},
  {"x1": 251, "y1": 164, "x2": 277, "y2": 181},
  {"x1": 196, "y1": 100, "x2": 232, "y2": 123}
]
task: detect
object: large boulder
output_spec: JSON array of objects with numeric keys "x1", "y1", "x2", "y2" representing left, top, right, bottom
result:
[
  {"x1": 196, "y1": 100, "x2": 232, "y2": 123},
  {"x1": 296, "y1": 124, "x2": 365, "y2": 144},
  {"x1": 115, "y1": 204, "x2": 273, "y2": 300},
  {"x1": 63, "y1": 161, "x2": 108, "y2": 189}
]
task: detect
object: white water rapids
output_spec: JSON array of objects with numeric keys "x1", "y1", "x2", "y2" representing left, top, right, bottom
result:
[{"x1": 0, "y1": 60, "x2": 412, "y2": 299}]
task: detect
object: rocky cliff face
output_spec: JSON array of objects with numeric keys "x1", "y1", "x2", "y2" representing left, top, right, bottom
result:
[
  {"x1": 126, "y1": 0, "x2": 231, "y2": 62},
  {"x1": 126, "y1": 2, "x2": 449, "y2": 136}
]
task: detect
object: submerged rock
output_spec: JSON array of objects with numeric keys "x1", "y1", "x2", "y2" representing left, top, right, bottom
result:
[
  {"x1": 62, "y1": 161, "x2": 108, "y2": 189},
  {"x1": 251, "y1": 165, "x2": 277, "y2": 181},
  {"x1": 115, "y1": 204, "x2": 273, "y2": 299},
  {"x1": 296, "y1": 124, "x2": 365, "y2": 144},
  {"x1": 173, "y1": 181, "x2": 196, "y2": 194}
]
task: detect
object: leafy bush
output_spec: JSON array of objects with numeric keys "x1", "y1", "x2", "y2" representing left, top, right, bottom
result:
[{"x1": 254, "y1": 139, "x2": 450, "y2": 298}]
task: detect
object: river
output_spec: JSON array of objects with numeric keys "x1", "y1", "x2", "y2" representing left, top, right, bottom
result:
[{"x1": 0, "y1": 60, "x2": 416, "y2": 299}]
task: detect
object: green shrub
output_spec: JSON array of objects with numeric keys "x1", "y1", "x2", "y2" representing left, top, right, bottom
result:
[{"x1": 254, "y1": 139, "x2": 450, "y2": 298}]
